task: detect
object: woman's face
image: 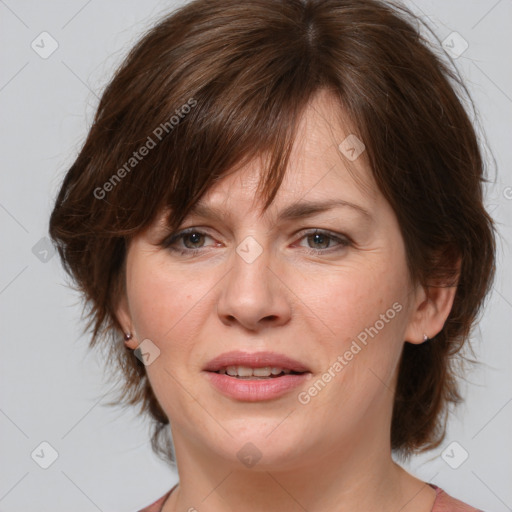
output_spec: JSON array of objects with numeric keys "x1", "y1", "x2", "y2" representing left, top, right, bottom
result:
[{"x1": 119, "y1": 90, "x2": 429, "y2": 469}]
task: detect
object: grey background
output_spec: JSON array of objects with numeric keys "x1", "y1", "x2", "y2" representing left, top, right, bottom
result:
[{"x1": 0, "y1": 1, "x2": 511, "y2": 511}]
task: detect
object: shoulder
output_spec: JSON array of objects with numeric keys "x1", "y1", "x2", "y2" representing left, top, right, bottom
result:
[
  {"x1": 430, "y1": 484, "x2": 487, "y2": 512},
  {"x1": 136, "y1": 483, "x2": 488, "y2": 512},
  {"x1": 136, "y1": 485, "x2": 176, "y2": 512}
]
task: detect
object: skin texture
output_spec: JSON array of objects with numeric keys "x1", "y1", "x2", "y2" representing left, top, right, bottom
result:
[{"x1": 118, "y1": 90, "x2": 457, "y2": 512}]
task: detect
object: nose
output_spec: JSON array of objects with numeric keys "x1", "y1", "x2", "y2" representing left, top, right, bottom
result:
[{"x1": 216, "y1": 240, "x2": 292, "y2": 331}]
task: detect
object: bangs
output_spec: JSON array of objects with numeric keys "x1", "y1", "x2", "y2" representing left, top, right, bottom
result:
[
  {"x1": 93, "y1": 3, "x2": 327, "y2": 236},
  {"x1": 156, "y1": 68, "x2": 320, "y2": 233}
]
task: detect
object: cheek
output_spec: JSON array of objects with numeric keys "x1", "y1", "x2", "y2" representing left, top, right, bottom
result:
[
  {"x1": 301, "y1": 259, "x2": 409, "y2": 345},
  {"x1": 298, "y1": 257, "x2": 410, "y2": 410},
  {"x1": 126, "y1": 255, "x2": 209, "y2": 348},
  {"x1": 125, "y1": 255, "x2": 211, "y2": 420},
  {"x1": 299, "y1": 274, "x2": 408, "y2": 435}
]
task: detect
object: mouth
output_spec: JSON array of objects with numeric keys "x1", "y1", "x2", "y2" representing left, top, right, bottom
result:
[
  {"x1": 213, "y1": 366, "x2": 306, "y2": 379},
  {"x1": 202, "y1": 351, "x2": 311, "y2": 400},
  {"x1": 203, "y1": 350, "x2": 310, "y2": 375}
]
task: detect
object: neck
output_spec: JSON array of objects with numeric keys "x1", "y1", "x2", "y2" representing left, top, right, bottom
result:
[{"x1": 162, "y1": 427, "x2": 436, "y2": 512}]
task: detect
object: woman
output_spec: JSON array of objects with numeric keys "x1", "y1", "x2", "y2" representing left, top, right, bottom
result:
[{"x1": 49, "y1": 0, "x2": 496, "y2": 510}]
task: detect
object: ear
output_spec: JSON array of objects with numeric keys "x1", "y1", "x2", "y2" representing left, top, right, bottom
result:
[
  {"x1": 403, "y1": 256, "x2": 461, "y2": 344},
  {"x1": 116, "y1": 292, "x2": 137, "y2": 349}
]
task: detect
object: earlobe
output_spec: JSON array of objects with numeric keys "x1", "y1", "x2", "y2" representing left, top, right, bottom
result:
[
  {"x1": 115, "y1": 293, "x2": 137, "y2": 349},
  {"x1": 404, "y1": 260, "x2": 460, "y2": 344}
]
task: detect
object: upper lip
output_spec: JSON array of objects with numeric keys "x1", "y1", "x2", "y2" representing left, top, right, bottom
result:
[{"x1": 203, "y1": 351, "x2": 310, "y2": 373}]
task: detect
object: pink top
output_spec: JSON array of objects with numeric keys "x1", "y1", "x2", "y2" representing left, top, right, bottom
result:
[{"x1": 137, "y1": 483, "x2": 486, "y2": 511}]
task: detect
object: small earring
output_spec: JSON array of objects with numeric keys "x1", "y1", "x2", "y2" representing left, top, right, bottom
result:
[
  {"x1": 423, "y1": 333, "x2": 429, "y2": 342},
  {"x1": 124, "y1": 332, "x2": 133, "y2": 341}
]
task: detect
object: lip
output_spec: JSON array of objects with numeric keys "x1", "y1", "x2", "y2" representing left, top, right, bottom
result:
[
  {"x1": 203, "y1": 351, "x2": 311, "y2": 402},
  {"x1": 204, "y1": 371, "x2": 311, "y2": 401},
  {"x1": 203, "y1": 351, "x2": 310, "y2": 373}
]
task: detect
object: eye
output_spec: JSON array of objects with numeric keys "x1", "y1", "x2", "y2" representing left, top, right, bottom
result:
[
  {"x1": 179, "y1": 231, "x2": 208, "y2": 249},
  {"x1": 161, "y1": 227, "x2": 351, "y2": 257},
  {"x1": 295, "y1": 229, "x2": 350, "y2": 253},
  {"x1": 162, "y1": 228, "x2": 216, "y2": 255}
]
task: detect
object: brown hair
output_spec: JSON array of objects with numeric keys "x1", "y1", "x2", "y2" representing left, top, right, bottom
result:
[{"x1": 49, "y1": 0, "x2": 497, "y2": 464}]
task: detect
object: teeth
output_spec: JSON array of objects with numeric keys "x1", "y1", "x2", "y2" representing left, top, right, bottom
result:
[
  {"x1": 253, "y1": 367, "x2": 272, "y2": 377},
  {"x1": 226, "y1": 366, "x2": 238, "y2": 376},
  {"x1": 219, "y1": 366, "x2": 293, "y2": 377},
  {"x1": 237, "y1": 366, "x2": 254, "y2": 377}
]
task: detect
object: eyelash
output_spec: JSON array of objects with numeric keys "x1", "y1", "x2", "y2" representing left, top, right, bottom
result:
[{"x1": 161, "y1": 228, "x2": 351, "y2": 257}]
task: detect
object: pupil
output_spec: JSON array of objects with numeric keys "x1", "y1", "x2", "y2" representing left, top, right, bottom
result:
[
  {"x1": 186, "y1": 232, "x2": 202, "y2": 248},
  {"x1": 310, "y1": 233, "x2": 328, "y2": 249}
]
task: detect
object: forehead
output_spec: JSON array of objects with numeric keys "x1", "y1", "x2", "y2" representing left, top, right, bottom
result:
[
  {"x1": 205, "y1": 90, "x2": 378, "y2": 215},
  {"x1": 148, "y1": 89, "x2": 383, "y2": 233}
]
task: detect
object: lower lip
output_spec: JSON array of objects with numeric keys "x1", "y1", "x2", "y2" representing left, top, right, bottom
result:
[{"x1": 204, "y1": 371, "x2": 310, "y2": 401}]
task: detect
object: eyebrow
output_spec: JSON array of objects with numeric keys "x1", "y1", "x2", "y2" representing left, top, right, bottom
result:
[
  {"x1": 276, "y1": 199, "x2": 372, "y2": 221},
  {"x1": 188, "y1": 199, "x2": 373, "y2": 222}
]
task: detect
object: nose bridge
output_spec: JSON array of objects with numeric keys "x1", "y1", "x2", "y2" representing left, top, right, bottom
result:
[
  {"x1": 230, "y1": 234, "x2": 274, "y2": 305},
  {"x1": 217, "y1": 234, "x2": 290, "y2": 329}
]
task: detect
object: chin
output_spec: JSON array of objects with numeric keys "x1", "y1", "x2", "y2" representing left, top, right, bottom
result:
[{"x1": 212, "y1": 426, "x2": 309, "y2": 469}]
